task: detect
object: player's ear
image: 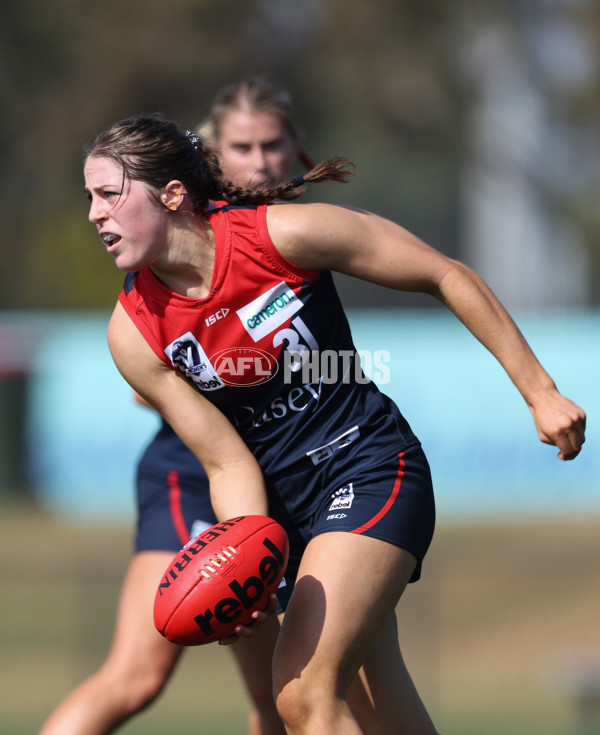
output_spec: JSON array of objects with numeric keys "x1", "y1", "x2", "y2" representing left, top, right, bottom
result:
[{"x1": 161, "y1": 180, "x2": 187, "y2": 211}]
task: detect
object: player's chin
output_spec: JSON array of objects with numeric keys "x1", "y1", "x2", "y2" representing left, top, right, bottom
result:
[
  {"x1": 113, "y1": 254, "x2": 146, "y2": 273},
  {"x1": 109, "y1": 251, "x2": 128, "y2": 270}
]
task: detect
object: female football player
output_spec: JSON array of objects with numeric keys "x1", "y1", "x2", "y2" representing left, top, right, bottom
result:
[
  {"x1": 40, "y1": 76, "x2": 309, "y2": 735},
  {"x1": 81, "y1": 112, "x2": 585, "y2": 735}
]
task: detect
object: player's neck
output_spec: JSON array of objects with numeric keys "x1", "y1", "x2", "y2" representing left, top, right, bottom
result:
[{"x1": 150, "y1": 214, "x2": 216, "y2": 299}]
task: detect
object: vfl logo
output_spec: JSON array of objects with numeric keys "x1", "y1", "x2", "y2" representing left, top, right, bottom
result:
[
  {"x1": 329, "y1": 483, "x2": 354, "y2": 511},
  {"x1": 164, "y1": 331, "x2": 225, "y2": 392},
  {"x1": 211, "y1": 347, "x2": 279, "y2": 386},
  {"x1": 170, "y1": 338, "x2": 205, "y2": 374}
]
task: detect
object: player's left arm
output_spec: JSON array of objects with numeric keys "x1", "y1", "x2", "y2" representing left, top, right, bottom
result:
[{"x1": 267, "y1": 203, "x2": 586, "y2": 460}]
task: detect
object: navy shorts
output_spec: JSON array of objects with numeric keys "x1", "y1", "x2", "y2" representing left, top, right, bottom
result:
[
  {"x1": 135, "y1": 422, "x2": 216, "y2": 552},
  {"x1": 274, "y1": 441, "x2": 435, "y2": 611},
  {"x1": 135, "y1": 424, "x2": 434, "y2": 615}
]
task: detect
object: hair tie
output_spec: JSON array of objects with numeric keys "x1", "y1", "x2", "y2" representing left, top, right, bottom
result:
[
  {"x1": 185, "y1": 129, "x2": 200, "y2": 149},
  {"x1": 290, "y1": 176, "x2": 305, "y2": 188}
]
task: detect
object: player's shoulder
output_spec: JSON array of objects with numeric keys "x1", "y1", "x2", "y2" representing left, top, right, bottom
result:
[
  {"x1": 266, "y1": 201, "x2": 336, "y2": 247},
  {"x1": 108, "y1": 300, "x2": 155, "y2": 366},
  {"x1": 266, "y1": 201, "x2": 370, "y2": 271},
  {"x1": 267, "y1": 201, "x2": 369, "y2": 234},
  {"x1": 107, "y1": 300, "x2": 137, "y2": 359}
]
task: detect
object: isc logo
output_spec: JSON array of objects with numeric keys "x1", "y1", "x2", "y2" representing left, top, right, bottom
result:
[{"x1": 205, "y1": 308, "x2": 230, "y2": 327}]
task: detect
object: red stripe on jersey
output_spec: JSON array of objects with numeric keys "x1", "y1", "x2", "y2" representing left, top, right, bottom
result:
[
  {"x1": 350, "y1": 452, "x2": 405, "y2": 534},
  {"x1": 167, "y1": 470, "x2": 190, "y2": 546}
]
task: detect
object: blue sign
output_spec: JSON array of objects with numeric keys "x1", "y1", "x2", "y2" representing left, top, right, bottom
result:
[{"x1": 21, "y1": 310, "x2": 599, "y2": 521}]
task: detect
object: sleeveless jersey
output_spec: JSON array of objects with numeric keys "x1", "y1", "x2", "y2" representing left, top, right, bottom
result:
[{"x1": 119, "y1": 204, "x2": 418, "y2": 521}]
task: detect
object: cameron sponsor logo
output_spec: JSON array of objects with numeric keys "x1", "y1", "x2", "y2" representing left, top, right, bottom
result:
[
  {"x1": 210, "y1": 347, "x2": 279, "y2": 386},
  {"x1": 164, "y1": 331, "x2": 225, "y2": 392},
  {"x1": 237, "y1": 281, "x2": 303, "y2": 342}
]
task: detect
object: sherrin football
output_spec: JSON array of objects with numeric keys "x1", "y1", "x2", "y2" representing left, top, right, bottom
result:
[{"x1": 154, "y1": 515, "x2": 289, "y2": 645}]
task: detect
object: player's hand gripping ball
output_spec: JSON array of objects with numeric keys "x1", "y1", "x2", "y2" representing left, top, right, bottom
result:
[{"x1": 154, "y1": 516, "x2": 289, "y2": 645}]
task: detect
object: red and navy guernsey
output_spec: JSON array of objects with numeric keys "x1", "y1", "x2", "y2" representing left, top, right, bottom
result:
[{"x1": 119, "y1": 204, "x2": 418, "y2": 521}]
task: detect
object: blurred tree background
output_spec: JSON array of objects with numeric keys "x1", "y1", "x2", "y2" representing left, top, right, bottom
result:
[
  {"x1": 1, "y1": 0, "x2": 598, "y2": 310},
  {"x1": 2, "y1": 7, "x2": 599, "y2": 733}
]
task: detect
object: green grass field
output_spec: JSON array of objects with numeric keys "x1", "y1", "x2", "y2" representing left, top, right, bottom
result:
[{"x1": 2, "y1": 502, "x2": 599, "y2": 735}]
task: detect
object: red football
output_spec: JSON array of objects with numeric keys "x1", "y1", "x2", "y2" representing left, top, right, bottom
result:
[{"x1": 154, "y1": 515, "x2": 289, "y2": 645}]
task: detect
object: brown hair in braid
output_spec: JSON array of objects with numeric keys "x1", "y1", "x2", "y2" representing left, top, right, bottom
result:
[
  {"x1": 84, "y1": 114, "x2": 354, "y2": 212},
  {"x1": 216, "y1": 156, "x2": 355, "y2": 205}
]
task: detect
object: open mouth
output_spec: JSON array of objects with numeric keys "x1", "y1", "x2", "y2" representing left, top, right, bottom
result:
[{"x1": 101, "y1": 233, "x2": 121, "y2": 246}]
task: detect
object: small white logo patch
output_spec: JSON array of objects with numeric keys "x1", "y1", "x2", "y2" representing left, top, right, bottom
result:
[
  {"x1": 237, "y1": 281, "x2": 303, "y2": 342},
  {"x1": 329, "y1": 483, "x2": 354, "y2": 511},
  {"x1": 164, "y1": 331, "x2": 225, "y2": 392},
  {"x1": 306, "y1": 426, "x2": 360, "y2": 466}
]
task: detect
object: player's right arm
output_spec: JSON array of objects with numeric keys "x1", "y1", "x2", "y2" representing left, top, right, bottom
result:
[{"x1": 107, "y1": 300, "x2": 269, "y2": 520}]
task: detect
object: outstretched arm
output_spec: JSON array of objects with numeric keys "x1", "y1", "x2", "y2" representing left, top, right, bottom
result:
[
  {"x1": 107, "y1": 301, "x2": 269, "y2": 519},
  {"x1": 267, "y1": 203, "x2": 586, "y2": 460},
  {"x1": 428, "y1": 259, "x2": 586, "y2": 460}
]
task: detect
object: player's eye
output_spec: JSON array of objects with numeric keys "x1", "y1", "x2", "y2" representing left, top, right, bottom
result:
[{"x1": 263, "y1": 140, "x2": 283, "y2": 152}]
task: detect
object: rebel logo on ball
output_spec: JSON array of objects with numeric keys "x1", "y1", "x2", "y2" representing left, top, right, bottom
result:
[
  {"x1": 191, "y1": 536, "x2": 285, "y2": 637},
  {"x1": 153, "y1": 515, "x2": 289, "y2": 645}
]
